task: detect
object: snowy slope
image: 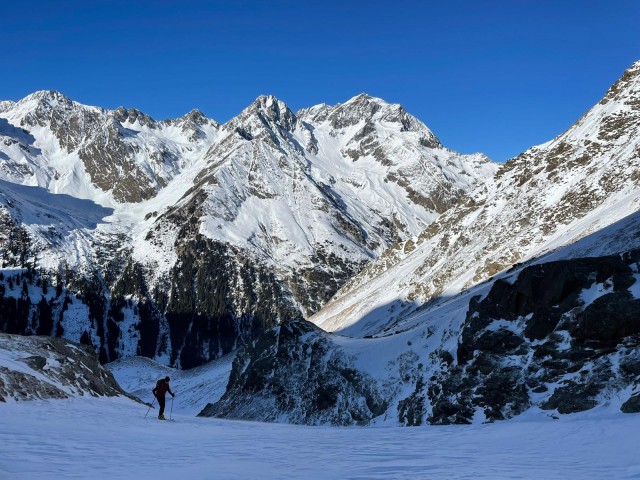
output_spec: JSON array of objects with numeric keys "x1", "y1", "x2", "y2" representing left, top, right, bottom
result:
[
  {"x1": 1, "y1": 396, "x2": 639, "y2": 479},
  {"x1": 312, "y1": 60, "x2": 640, "y2": 337}
]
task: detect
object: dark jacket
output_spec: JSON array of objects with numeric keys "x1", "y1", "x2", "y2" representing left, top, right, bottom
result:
[{"x1": 152, "y1": 379, "x2": 174, "y2": 398}]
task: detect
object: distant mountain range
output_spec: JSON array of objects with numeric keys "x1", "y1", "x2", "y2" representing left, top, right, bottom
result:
[{"x1": 0, "y1": 89, "x2": 495, "y2": 367}]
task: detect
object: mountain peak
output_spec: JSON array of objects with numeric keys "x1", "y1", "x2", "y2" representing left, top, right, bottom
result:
[
  {"x1": 0, "y1": 100, "x2": 15, "y2": 113},
  {"x1": 113, "y1": 106, "x2": 157, "y2": 128},
  {"x1": 253, "y1": 94, "x2": 281, "y2": 105},
  {"x1": 19, "y1": 90, "x2": 73, "y2": 108},
  {"x1": 169, "y1": 108, "x2": 218, "y2": 128},
  {"x1": 251, "y1": 94, "x2": 295, "y2": 118},
  {"x1": 599, "y1": 59, "x2": 640, "y2": 106},
  {"x1": 345, "y1": 93, "x2": 387, "y2": 106},
  {"x1": 166, "y1": 108, "x2": 220, "y2": 142},
  {"x1": 26, "y1": 89, "x2": 69, "y2": 101},
  {"x1": 183, "y1": 108, "x2": 208, "y2": 122},
  {"x1": 308, "y1": 93, "x2": 437, "y2": 141},
  {"x1": 229, "y1": 94, "x2": 298, "y2": 133}
]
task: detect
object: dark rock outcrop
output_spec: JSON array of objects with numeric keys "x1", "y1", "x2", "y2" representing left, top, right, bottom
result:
[
  {"x1": 426, "y1": 250, "x2": 640, "y2": 423},
  {"x1": 621, "y1": 393, "x2": 640, "y2": 413},
  {"x1": 198, "y1": 320, "x2": 388, "y2": 425}
]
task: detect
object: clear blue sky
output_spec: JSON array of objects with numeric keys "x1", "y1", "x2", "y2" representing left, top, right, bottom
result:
[{"x1": 3, "y1": 0, "x2": 639, "y2": 162}]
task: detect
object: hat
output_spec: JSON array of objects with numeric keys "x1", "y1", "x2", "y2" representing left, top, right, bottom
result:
[{"x1": 165, "y1": 376, "x2": 170, "y2": 381}]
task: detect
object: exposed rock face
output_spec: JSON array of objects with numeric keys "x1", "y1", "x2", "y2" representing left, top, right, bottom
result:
[
  {"x1": 203, "y1": 248, "x2": 640, "y2": 426},
  {"x1": 427, "y1": 250, "x2": 640, "y2": 424},
  {"x1": 199, "y1": 320, "x2": 388, "y2": 425},
  {"x1": 0, "y1": 332, "x2": 133, "y2": 402},
  {"x1": 162, "y1": 236, "x2": 303, "y2": 369},
  {"x1": 622, "y1": 393, "x2": 640, "y2": 413}
]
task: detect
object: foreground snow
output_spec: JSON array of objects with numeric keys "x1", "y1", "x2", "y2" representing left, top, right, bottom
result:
[{"x1": 1, "y1": 397, "x2": 639, "y2": 479}]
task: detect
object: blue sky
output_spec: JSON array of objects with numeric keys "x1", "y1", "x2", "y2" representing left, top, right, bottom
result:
[{"x1": 3, "y1": 0, "x2": 639, "y2": 162}]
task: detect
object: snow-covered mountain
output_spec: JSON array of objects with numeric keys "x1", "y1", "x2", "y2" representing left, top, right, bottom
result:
[
  {"x1": 0, "y1": 90, "x2": 219, "y2": 204},
  {"x1": 201, "y1": 60, "x2": 640, "y2": 425},
  {"x1": 312, "y1": 60, "x2": 640, "y2": 337},
  {"x1": 0, "y1": 91, "x2": 496, "y2": 367}
]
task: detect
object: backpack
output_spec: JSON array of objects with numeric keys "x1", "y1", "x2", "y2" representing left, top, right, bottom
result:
[{"x1": 152, "y1": 379, "x2": 164, "y2": 396}]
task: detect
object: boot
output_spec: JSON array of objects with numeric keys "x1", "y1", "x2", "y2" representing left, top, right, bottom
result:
[{"x1": 158, "y1": 414, "x2": 166, "y2": 420}]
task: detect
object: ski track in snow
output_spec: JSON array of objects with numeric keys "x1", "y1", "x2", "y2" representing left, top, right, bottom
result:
[{"x1": 1, "y1": 397, "x2": 639, "y2": 479}]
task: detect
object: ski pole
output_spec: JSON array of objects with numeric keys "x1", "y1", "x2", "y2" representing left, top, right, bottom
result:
[
  {"x1": 144, "y1": 398, "x2": 156, "y2": 419},
  {"x1": 170, "y1": 395, "x2": 174, "y2": 420}
]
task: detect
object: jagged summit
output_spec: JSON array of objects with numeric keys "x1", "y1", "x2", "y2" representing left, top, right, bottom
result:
[
  {"x1": 345, "y1": 92, "x2": 388, "y2": 105},
  {"x1": 19, "y1": 89, "x2": 73, "y2": 105},
  {"x1": 597, "y1": 58, "x2": 640, "y2": 107},
  {"x1": 225, "y1": 94, "x2": 298, "y2": 134},
  {"x1": 0, "y1": 100, "x2": 15, "y2": 113},
  {"x1": 176, "y1": 108, "x2": 218, "y2": 126},
  {"x1": 8, "y1": 90, "x2": 99, "y2": 129},
  {"x1": 113, "y1": 106, "x2": 158, "y2": 128},
  {"x1": 165, "y1": 108, "x2": 220, "y2": 142},
  {"x1": 298, "y1": 93, "x2": 442, "y2": 149}
]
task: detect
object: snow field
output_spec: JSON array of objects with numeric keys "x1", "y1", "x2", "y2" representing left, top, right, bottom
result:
[{"x1": 1, "y1": 397, "x2": 639, "y2": 479}]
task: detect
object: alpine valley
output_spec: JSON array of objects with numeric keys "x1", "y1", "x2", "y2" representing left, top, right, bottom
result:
[{"x1": 2, "y1": 60, "x2": 640, "y2": 431}]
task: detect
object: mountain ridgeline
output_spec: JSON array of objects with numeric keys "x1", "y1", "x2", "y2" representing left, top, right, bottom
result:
[
  {"x1": 3, "y1": 60, "x2": 640, "y2": 426},
  {"x1": 0, "y1": 91, "x2": 495, "y2": 368}
]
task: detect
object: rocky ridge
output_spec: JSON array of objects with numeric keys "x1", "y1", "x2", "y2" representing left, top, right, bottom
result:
[{"x1": 0, "y1": 332, "x2": 134, "y2": 402}]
